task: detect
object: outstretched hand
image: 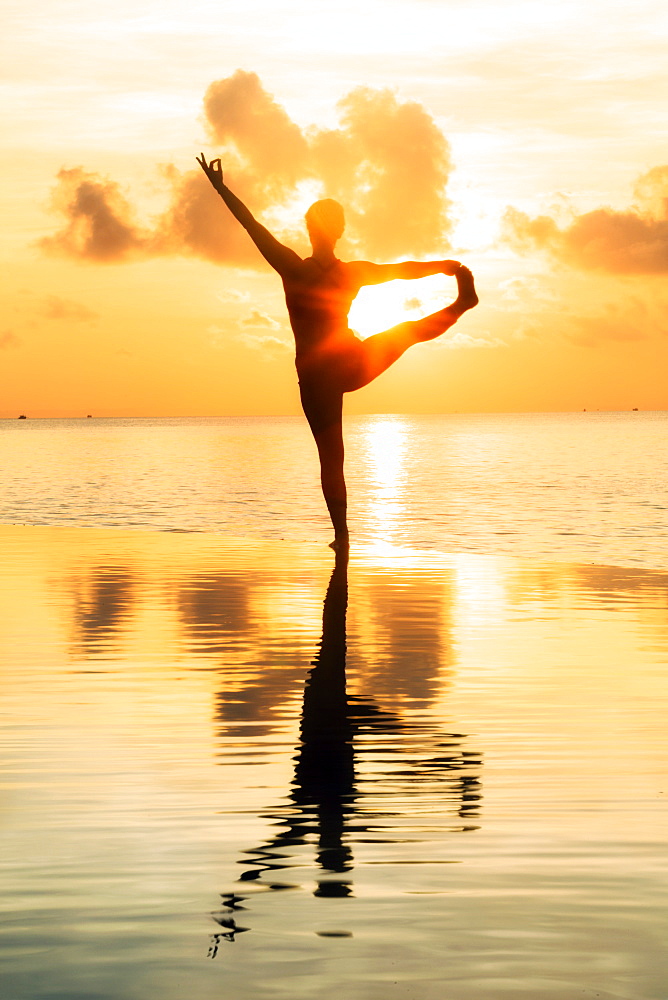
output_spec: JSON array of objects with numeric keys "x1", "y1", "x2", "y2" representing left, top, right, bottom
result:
[{"x1": 196, "y1": 153, "x2": 224, "y2": 193}]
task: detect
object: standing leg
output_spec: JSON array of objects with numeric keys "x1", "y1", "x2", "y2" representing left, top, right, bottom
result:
[
  {"x1": 352, "y1": 265, "x2": 478, "y2": 389},
  {"x1": 299, "y1": 379, "x2": 349, "y2": 548}
]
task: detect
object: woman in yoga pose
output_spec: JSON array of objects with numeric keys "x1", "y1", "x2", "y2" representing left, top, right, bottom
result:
[{"x1": 197, "y1": 155, "x2": 478, "y2": 549}]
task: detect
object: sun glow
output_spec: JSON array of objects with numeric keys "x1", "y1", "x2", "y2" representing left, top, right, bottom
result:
[
  {"x1": 348, "y1": 274, "x2": 455, "y2": 339},
  {"x1": 357, "y1": 416, "x2": 409, "y2": 546}
]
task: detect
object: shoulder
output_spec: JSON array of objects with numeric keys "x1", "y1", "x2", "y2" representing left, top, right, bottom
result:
[
  {"x1": 339, "y1": 259, "x2": 376, "y2": 285},
  {"x1": 282, "y1": 256, "x2": 319, "y2": 286}
]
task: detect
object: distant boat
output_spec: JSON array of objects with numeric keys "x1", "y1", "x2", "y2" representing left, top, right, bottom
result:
[
  {"x1": 18, "y1": 414, "x2": 27, "y2": 419},
  {"x1": 632, "y1": 407, "x2": 638, "y2": 411},
  {"x1": 87, "y1": 414, "x2": 93, "y2": 418}
]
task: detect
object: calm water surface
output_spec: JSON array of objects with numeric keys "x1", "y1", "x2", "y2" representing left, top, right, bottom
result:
[
  {"x1": 1, "y1": 411, "x2": 667, "y2": 568},
  {"x1": 1, "y1": 527, "x2": 666, "y2": 999},
  {"x1": 2, "y1": 412, "x2": 667, "y2": 997}
]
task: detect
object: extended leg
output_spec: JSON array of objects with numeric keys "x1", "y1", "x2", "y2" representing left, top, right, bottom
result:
[
  {"x1": 353, "y1": 265, "x2": 478, "y2": 389},
  {"x1": 299, "y1": 380, "x2": 349, "y2": 548}
]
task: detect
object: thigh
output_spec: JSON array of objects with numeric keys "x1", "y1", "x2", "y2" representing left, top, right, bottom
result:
[
  {"x1": 349, "y1": 321, "x2": 414, "y2": 390},
  {"x1": 298, "y1": 374, "x2": 344, "y2": 438}
]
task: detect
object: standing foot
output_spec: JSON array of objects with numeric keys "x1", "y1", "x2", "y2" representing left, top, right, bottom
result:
[{"x1": 329, "y1": 535, "x2": 350, "y2": 552}]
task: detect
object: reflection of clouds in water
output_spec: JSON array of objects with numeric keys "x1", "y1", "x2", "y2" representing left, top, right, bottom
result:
[
  {"x1": 5, "y1": 528, "x2": 666, "y2": 991},
  {"x1": 348, "y1": 571, "x2": 454, "y2": 708},
  {"x1": 173, "y1": 557, "x2": 459, "y2": 737},
  {"x1": 209, "y1": 553, "x2": 483, "y2": 949},
  {"x1": 177, "y1": 570, "x2": 321, "y2": 737},
  {"x1": 68, "y1": 565, "x2": 135, "y2": 658},
  {"x1": 178, "y1": 574, "x2": 250, "y2": 651},
  {"x1": 506, "y1": 562, "x2": 668, "y2": 666},
  {"x1": 506, "y1": 561, "x2": 668, "y2": 615}
]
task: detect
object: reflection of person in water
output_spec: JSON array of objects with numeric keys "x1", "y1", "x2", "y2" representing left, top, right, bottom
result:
[
  {"x1": 235, "y1": 548, "x2": 359, "y2": 896},
  {"x1": 197, "y1": 155, "x2": 479, "y2": 549},
  {"x1": 209, "y1": 551, "x2": 483, "y2": 950}
]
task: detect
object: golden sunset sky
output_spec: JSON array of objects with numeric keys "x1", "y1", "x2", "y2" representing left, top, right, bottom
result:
[{"x1": 2, "y1": 0, "x2": 667, "y2": 416}]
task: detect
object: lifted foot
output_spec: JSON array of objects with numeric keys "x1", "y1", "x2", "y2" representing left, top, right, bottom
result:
[{"x1": 455, "y1": 265, "x2": 478, "y2": 312}]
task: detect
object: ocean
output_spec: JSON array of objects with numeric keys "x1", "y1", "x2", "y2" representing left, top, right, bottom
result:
[
  {"x1": 1, "y1": 410, "x2": 666, "y2": 568},
  {"x1": 2, "y1": 410, "x2": 667, "y2": 1000}
]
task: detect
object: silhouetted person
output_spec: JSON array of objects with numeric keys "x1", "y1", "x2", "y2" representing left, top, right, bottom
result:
[{"x1": 197, "y1": 155, "x2": 479, "y2": 548}]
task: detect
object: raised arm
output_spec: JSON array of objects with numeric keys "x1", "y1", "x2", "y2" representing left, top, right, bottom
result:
[
  {"x1": 349, "y1": 259, "x2": 463, "y2": 286},
  {"x1": 197, "y1": 155, "x2": 302, "y2": 279}
]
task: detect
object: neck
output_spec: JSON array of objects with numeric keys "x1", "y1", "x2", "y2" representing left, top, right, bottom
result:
[
  {"x1": 309, "y1": 237, "x2": 338, "y2": 265},
  {"x1": 312, "y1": 251, "x2": 337, "y2": 269}
]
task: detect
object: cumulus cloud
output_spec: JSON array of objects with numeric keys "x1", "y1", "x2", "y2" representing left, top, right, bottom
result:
[
  {"x1": 634, "y1": 166, "x2": 668, "y2": 220},
  {"x1": 39, "y1": 168, "x2": 150, "y2": 262},
  {"x1": 153, "y1": 163, "x2": 264, "y2": 265},
  {"x1": 41, "y1": 71, "x2": 453, "y2": 266},
  {"x1": 203, "y1": 70, "x2": 309, "y2": 200},
  {"x1": 502, "y1": 165, "x2": 668, "y2": 274},
  {"x1": 311, "y1": 86, "x2": 452, "y2": 258}
]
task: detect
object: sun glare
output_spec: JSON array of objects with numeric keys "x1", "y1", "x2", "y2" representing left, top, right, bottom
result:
[
  {"x1": 268, "y1": 179, "x2": 325, "y2": 235},
  {"x1": 358, "y1": 416, "x2": 409, "y2": 545},
  {"x1": 349, "y1": 274, "x2": 453, "y2": 339}
]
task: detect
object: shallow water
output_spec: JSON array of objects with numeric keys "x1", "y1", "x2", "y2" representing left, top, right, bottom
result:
[
  {"x1": 1, "y1": 411, "x2": 667, "y2": 568},
  {"x1": 1, "y1": 527, "x2": 666, "y2": 999}
]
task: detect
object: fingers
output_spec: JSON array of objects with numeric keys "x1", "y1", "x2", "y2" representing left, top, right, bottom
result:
[{"x1": 196, "y1": 154, "x2": 223, "y2": 187}]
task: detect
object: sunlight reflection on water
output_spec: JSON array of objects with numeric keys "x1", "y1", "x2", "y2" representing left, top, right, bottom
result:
[
  {"x1": 1, "y1": 411, "x2": 667, "y2": 568},
  {"x1": 1, "y1": 527, "x2": 667, "y2": 999}
]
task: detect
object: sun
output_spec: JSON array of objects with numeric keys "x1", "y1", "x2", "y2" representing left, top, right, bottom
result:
[{"x1": 348, "y1": 274, "x2": 455, "y2": 339}]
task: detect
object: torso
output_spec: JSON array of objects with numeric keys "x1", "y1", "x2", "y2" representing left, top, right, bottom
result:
[{"x1": 283, "y1": 258, "x2": 362, "y2": 365}]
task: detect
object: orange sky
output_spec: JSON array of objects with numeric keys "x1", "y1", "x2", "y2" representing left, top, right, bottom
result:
[{"x1": 2, "y1": 0, "x2": 667, "y2": 416}]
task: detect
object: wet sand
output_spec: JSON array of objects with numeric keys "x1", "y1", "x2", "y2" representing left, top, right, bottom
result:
[{"x1": 1, "y1": 526, "x2": 667, "y2": 1000}]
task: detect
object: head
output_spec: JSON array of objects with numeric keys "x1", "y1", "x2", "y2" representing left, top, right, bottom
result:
[{"x1": 305, "y1": 199, "x2": 345, "y2": 248}]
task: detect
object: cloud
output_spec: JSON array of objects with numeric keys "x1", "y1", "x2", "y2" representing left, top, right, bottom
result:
[
  {"x1": 39, "y1": 295, "x2": 99, "y2": 323},
  {"x1": 38, "y1": 168, "x2": 150, "y2": 262},
  {"x1": 0, "y1": 330, "x2": 20, "y2": 349},
  {"x1": 440, "y1": 330, "x2": 505, "y2": 350},
  {"x1": 498, "y1": 276, "x2": 557, "y2": 304},
  {"x1": 634, "y1": 165, "x2": 668, "y2": 220},
  {"x1": 240, "y1": 309, "x2": 280, "y2": 329},
  {"x1": 216, "y1": 289, "x2": 250, "y2": 304},
  {"x1": 311, "y1": 86, "x2": 452, "y2": 258},
  {"x1": 238, "y1": 332, "x2": 291, "y2": 352},
  {"x1": 207, "y1": 315, "x2": 290, "y2": 353},
  {"x1": 203, "y1": 70, "x2": 309, "y2": 201},
  {"x1": 153, "y1": 163, "x2": 264, "y2": 265},
  {"x1": 235, "y1": 308, "x2": 290, "y2": 352},
  {"x1": 41, "y1": 72, "x2": 454, "y2": 266},
  {"x1": 502, "y1": 165, "x2": 668, "y2": 274},
  {"x1": 564, "y1": 297, "x2": 667, "y2": 347}
]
